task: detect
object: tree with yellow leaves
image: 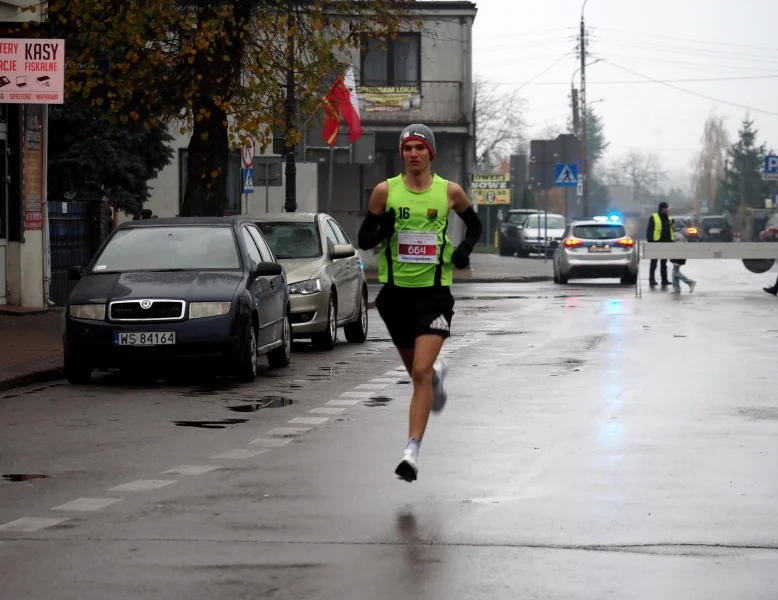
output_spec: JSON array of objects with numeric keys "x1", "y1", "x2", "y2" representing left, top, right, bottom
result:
[{"x1": 44, "y1": 0, "x2": 420, "y2": 215}]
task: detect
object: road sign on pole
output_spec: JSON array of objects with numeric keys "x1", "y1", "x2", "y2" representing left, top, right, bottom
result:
[
  {"x1": 242, "y1": 138, "x2": 256, "y2": 168},
  {"x1": 242, "y1": 168, "x2": 254, "y2": 194},
  {"x1": 763, "y1": 155, "x2": 778, "y2": 181},
  {"x1": 554, "y1": 163, "x2": 578, "y2": 187}
]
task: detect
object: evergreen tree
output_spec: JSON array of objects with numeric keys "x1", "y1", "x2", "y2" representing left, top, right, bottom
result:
[
  {"x1": 719, "y1": 116, "x2": 771, "y2": 213},
  {"x1": 48, "y1": 97, "x2": 174, "y2": 216}
]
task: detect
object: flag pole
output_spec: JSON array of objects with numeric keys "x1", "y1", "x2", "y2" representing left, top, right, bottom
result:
[{"x1": 327, "y1": 143, "x2": 335, "y2": 215}]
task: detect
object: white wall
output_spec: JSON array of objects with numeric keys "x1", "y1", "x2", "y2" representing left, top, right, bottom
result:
[{"x1": 129, "y1": 130, "x2": 319, "y2": 222}]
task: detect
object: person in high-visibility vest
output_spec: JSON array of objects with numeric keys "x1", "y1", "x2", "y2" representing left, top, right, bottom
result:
[{"x1": 645, "y1": 201, "x2": 674, "y2": 286}]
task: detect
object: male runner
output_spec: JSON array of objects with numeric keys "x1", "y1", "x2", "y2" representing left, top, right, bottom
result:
[{"x1": 357, "y1": 123, "x2": 483, "y2": 482}]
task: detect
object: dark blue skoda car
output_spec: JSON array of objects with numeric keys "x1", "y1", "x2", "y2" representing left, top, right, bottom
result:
[{"x1": 63, "y1": 216, "x2": 291, "y2": 384}]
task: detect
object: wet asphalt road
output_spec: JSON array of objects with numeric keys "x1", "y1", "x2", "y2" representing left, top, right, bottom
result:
[{"x1": 2, "y1": 260, "x2": 778, "y2": 599}]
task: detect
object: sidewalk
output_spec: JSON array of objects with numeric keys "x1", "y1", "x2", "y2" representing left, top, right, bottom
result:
[
  {"x1": 0, "y1": 310, "x2": 64, "y2": 392},
  {"x1": 363, "y1": 252, "x2": 553, "y2": 283}
]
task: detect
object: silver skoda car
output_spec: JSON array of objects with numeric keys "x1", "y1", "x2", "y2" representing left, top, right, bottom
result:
[
  {"x1": 553, "y1": 217, "x2": 639, "y2": 285},
  {"x1": 253, "y1": 213, "x2": 368, "y2": 350}
]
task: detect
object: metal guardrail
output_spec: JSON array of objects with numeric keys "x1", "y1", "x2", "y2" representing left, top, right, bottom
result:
[{"x1": 48, "y1": 200, "x2": 106, "y2": 306}]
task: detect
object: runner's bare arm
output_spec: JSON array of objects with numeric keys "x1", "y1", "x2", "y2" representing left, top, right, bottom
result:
[{"x1": 358, "y1": 181, "x2": 395, "y2": 250}]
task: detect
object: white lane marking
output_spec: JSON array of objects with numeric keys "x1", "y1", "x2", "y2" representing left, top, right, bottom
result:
[
  {"x1": 210, "y1": 449, "x2": 269, "y2": 460},
  {"x1": 108, "y1": 480, "x2": 177, "y2": 492},
  {"x1": 326, "y1": 399, "x2": 361, "y2": 406},
  {"x1": 288, "y1": 416, "x2": 329, "y2": 425},
  {"x1": 340, "y1": 391, "x2": 374, "y2": 398},
  {"x1": 310, "y1": 407, "x2": 346, "y2": 415},
  {"x1": 370, "y1": 378, "x2": 401, "y2": 384},
  {"x1": 52, "y1": 497, "x2": 123, "y2": 512},
  {"x1": 0, "y1": 517, "x2": 70, "y2": 532},
  {"x1": 163, "y1": 465, "x2": 221, "y2": 476},
  {"x1": 266, "y1": 426, "x2": 312, "y2": 437},
  {"x1": 355, "y1": 384, "x2": 387, "y2": 390},
  {"x1": 249, "y1": 438, "x2": 292, "y2": 447}
]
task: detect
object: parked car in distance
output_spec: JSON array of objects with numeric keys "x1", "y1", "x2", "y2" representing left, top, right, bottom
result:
[
  {"x1": 63, "y1": 216, "x2": 291, "y2": 384},
  {"x1": 518, "y1": 212, "x2": 566, "y2": 257},
  {"x1": 699, "y1": 215, "x2": 733, "y2": 242},
  {"x1": 498, "y1": 209, "x2": 539, "y2": 256},
  {"x1": 673, "y1": 215, "x2": 700, "y2": 242},
  {"x1": 553, "y1": 217, "x2": 639, "y2": 284},
  {"x1": 253, "y1": 212, "x2": 368, "y2": 350},
  {"x1": 758, "y1": 213, "x2": 778, "y2": 241}
]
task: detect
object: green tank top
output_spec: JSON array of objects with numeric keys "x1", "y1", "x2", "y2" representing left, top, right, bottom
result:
[{"x1": 378, "y1": 173, "x2": 454, "y2": 287}]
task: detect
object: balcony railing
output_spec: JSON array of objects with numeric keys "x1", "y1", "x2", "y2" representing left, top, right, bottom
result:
[{"x1": 357, "y1": 81, "x2": 467, "y2": 125}]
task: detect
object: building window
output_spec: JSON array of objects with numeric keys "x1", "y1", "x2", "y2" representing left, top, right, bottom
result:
[
  {"x1": 360, "y1": 33, "x2": 421, "y2": 85},
  {"x1": 179, "y1": 150, "x2": 242, "y2": 215}
]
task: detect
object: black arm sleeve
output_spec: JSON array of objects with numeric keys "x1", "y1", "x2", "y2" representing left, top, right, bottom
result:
[
  {"x1": 357, "y1": 211, "x2": 386, "y2": 251},
  {"x1": 456, "y1": 205, "x2": 483, "y2": 253},
  {"x1": 646, "y1": 217, "x2": 653, "y2": 242}
]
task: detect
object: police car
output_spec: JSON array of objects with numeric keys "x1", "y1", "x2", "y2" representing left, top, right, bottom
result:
[{"x1": 553, "y1": 215, "x2": 639, "y2": 285}]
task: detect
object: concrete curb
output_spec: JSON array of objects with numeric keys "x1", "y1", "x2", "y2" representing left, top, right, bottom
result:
[{"x1": 0, "y1": 367, "x2": 64, "y2": 393}]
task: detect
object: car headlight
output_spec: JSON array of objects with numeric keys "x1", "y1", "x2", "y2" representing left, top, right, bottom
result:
[
  {"x1": 189, "y1": 302, "x2": 232, "y2": 319},
  {"x1": 289, "y1": 279, "x2": 322, "y2": 295},
  {"x1": 69, "y1": 304, "x2": 106, "y2": 321}
]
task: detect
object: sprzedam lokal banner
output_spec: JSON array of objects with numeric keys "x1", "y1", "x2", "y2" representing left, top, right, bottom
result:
[{"x1": 471, "y1": 173, "x2": 511, "y2": 206}]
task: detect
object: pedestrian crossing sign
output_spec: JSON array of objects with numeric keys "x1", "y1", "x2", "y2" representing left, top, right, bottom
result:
[
  {"x1": 243, "y1": 167, "x2": 254, "y2": 194},
  {"x1": 554, "y1": 163, "x2": 578, "y2": 187}
]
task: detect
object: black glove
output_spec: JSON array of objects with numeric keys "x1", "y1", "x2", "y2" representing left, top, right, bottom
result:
[{"x1": 451, "y1": 241, "x2": 473, "y2": 269}]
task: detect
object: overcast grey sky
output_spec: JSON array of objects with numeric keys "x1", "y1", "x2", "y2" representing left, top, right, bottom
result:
[{"x1": 471, "y1": 0, "x2": 778, "y2": 186}]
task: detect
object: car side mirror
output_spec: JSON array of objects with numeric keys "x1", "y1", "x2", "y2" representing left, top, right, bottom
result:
[
  {"x1": 68, "y1": 265, "x2": 83, "y2": 281},
  {"x1": 254, "y1": 261, "x2": 283, "y2": 276},
  {"x1": 517, "y1": 225, "x2": 524, "y2": 231},
  {"x1": 331, "y1": 243, "x2": 356, "y2": 259}
]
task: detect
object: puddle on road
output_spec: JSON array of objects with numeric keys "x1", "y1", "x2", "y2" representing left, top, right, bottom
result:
[
  {"x1": 185, "y1": 385, "x2": 240, "y2": 397},
  {"x1": 738, "y1": 407, "x2": 778, "y2": 421},
  {"x1": 228, "y1": 397, "x2": 294, "y2": 412},
  {"x1": 486, "y1": 331, "x2": 528, "y2": 336},
  {"x1": 2, "y1": 474, "x2": 49, "y2": 482},
  {"x1": 174, "y1": 418, "x2": 249, "y2": 429},
  {"x1": 364, "y1": 396, "x2": 393, "y2": 407}
]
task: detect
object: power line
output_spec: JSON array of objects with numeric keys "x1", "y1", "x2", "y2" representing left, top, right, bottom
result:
[
  {"x1": 591, "y1": 53, "x2": 778, "y2": 73},
  {"x1": 474, "y1": 27, "x2": 577, "y2": 41},
  {"x1": 604, "y1": 60, "x2": 778, "y2": 117},
  {"x1": 485, "y1": 74, "x2": 778, "y2": 86},
  {"x1": 512, "y1": 50, "x2": 576, "y2": 94},
  {"x1": 591, "y1": 36, "x2": 778, "y2": 64},
  {"x1": 476, "y1": 37, "x2": 578, "y2": 52},
  {"x1": 590, "y1": 26, "x2": 778, "y2": 54}
]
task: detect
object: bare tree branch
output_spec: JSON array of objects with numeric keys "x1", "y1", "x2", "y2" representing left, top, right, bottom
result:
[{"x1": 474, "y1": 76, "x2": 526, "y2": 170}]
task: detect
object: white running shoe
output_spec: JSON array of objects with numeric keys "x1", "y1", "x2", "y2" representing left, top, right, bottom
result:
[
  {"x1": 431, "y1": 357, "x2": 449, "y2": 413},
  {"x1": 395, "y1": 449, "x2": 419, "y2": 482},
  {"x1": 689, "y1": 281, "x2": 696, "y2": 294}
]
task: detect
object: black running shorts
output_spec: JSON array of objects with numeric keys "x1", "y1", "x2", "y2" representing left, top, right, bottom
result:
[{"x1": 375, "y1": 284, "x2": 455, "y2": 349}]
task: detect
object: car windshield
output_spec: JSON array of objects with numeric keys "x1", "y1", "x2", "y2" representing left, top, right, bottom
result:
[
  {"x1": 507, "y1": 213, "x2": 532, "y2": 224},
  {"x1": 525, "y1": 215, "x2": 566, "y2": 229},
  {"x1": 572, "y1": 224, "x2": 626, "y2": 240},
  {"x1": 90, "y1": 226, "x2": 241, "y2": 272},
  {"x1": 256, "y1": 222, "x2": 322, "y2": 259},
  {"x1": 701, "y1": 217, "x2": 728, "y2": 228}
]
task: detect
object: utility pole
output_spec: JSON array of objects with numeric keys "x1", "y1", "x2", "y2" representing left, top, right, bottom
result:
[
  {"x1": 284, "y1": 6, "x2": 297, "y2": 212},
  {"x1": 571, "y1": 88, "x2": 580, "y2": 138},
  {"x1": 579, "y1": 12, "x2": 589, "y2": 216}
]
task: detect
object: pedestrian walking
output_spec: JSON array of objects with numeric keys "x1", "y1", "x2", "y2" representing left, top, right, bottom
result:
[{"x1": 670, "y1": 258, "x2": 696, "y2": 294}]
